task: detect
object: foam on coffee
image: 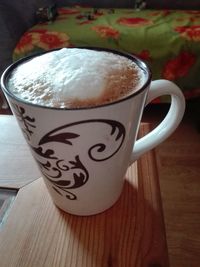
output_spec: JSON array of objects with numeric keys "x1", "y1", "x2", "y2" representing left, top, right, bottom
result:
[{"x1": 8, "y1": 48, "x2": 146, "y2": 108}]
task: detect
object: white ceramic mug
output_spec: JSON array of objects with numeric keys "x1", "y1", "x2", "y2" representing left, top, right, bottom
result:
[{"x1": 1, "y1": 48, "x2": 185, "y2": 216}]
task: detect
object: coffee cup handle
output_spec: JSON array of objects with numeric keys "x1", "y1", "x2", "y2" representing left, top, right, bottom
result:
[{"x1": 130, "y1": 79, "x2": 185, "y2": 164}]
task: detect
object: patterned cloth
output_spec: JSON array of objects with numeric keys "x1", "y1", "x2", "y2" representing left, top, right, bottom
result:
[{"x1": 13, "y1": 7, "x2": 200, "y2": 102}]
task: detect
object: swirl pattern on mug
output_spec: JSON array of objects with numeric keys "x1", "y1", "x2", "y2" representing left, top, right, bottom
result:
[{"x1": 13, "y1": 105, "x2": 126, "y2": 200}]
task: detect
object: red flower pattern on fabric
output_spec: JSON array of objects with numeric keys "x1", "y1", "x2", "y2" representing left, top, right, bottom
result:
[
  {"x1": 117, "y1": 17, "x2": 152, "y2": 26},
  {"x1": 14, "y1": 32, "x2": 35, "y2": 54},
  {"x1": 183, "y1": 88, "x2": 200, "y2": 99},
  {"x1": 149, "y1": 10, "x2": 171, "y2": 17},
  {"x1": 14, "y1": 31, "x2": 71, "y2": 54},
  {"x1": 185, "y1": 11, "x2": 200, "y2": 15},
  {"x1": 175, "y1": 26, "x2": 200, "y2": 41},
  {"x1": 30, "y1": 29, "x2": 47, "y2": 34},
  {"x1": 91, "y1": 26, "x2": 120, "y2": 39},
  {"x1": 136, "y1": 50, "x2": 151, "y2": 61},
  {"x1": 163, "y1": 51, "x2": 196, "y2": 80},
  {"x1": 34, "y1": 31, "x2": 70, "y2": 50},
  {"x1": 58, "y1": 8, "x2": 80, "y2": 15}
]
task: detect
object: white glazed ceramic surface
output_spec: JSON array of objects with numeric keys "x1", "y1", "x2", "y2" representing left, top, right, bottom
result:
[{"x1": 1, "y1": 49, "x2": 185, "y2": 216}]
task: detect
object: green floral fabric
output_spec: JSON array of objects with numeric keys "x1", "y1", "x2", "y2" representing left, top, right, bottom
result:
[{"x1": 13, "y1": 7, "x2": 200, "y2": 102}]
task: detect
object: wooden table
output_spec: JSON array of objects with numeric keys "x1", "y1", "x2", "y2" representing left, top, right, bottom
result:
[{"x1": 0, "y1": 115, "x2": 169, "y2": 267}]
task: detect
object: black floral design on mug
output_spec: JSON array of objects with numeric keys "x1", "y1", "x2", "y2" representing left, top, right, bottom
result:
[
  {"x1": 13, "y1": 106, "x2": 126, "y2": 200},
  {"x1": 87, "y1": 119, "x2": 126, "y2": 161},
  {"x1": 13, "y1": 104, "x2": 36, "y2": 140},
  {"x1": 35, "y1": 155, "x2": 89, "y2": 200},
  {"x1": 39, "y1": 119, "x2": 126, "y2": 161}
]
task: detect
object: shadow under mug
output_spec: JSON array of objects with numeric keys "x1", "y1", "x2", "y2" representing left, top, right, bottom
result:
[{"x1": 1, "y1": 47, "x2": 185, "y2": 216}]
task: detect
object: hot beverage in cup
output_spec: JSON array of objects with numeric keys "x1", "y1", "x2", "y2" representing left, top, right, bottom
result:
[
  {"x1": 1, "y1": 47, "x2": 185, "y2": 216},
  {"x1": 7, "y1": 48, "x2": 146, "y2": 108}
]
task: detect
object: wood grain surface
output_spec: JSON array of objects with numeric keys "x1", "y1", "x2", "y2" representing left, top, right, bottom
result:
[
  {"x1": 0, "y1": 115, "x2": 41, "y2": 188},
  {"x1": 0, "y1": 119, "x2": 169, "y2": 267},
  {"x1": 155, "y1": 122, "x2": 200, "y2": 267}
]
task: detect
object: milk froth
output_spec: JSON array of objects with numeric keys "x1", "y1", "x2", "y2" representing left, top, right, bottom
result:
[{"x1": 8, "y1": 48, "x2": 145, "y2": 108}]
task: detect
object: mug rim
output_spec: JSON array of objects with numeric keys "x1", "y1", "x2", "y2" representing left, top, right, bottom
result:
[{"x1": 1, "y1": 47, "x2": 152, "y2": 110}]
